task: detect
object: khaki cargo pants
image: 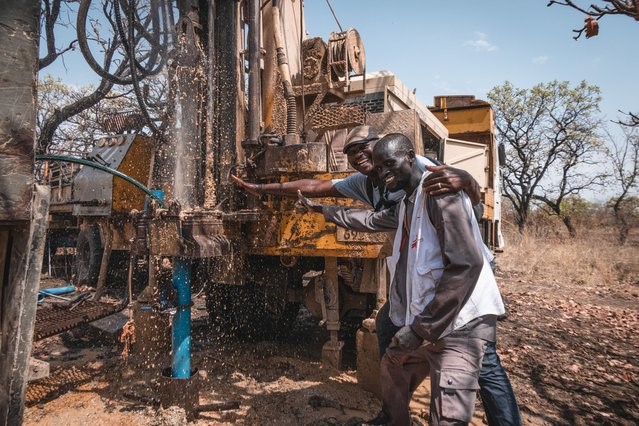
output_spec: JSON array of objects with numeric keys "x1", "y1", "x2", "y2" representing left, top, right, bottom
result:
[{"x1": 380, "y1": 335, "x2": 489, "y2": 425}]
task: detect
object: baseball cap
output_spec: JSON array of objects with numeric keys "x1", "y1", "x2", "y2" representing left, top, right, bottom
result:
[{"x1": 342, "y1": 125, "x2": 380, "y2": 154}]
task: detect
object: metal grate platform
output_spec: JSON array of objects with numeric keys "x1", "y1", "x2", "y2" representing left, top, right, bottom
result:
[{"x1": 34, "y1": 299, "x2": 126, "y2": 341}]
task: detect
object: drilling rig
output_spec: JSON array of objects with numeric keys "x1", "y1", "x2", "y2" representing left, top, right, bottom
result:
[{"x1": 2, "y1": 0, "x2": 504, "y2": 419}]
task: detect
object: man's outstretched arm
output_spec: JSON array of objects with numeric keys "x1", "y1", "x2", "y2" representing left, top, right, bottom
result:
[
  {"x1": 232, "y1": 175, "x2": 342, "y2": 198},
  {"x1": 296, "y1": 191, "x2": 398, "y2": 232}
]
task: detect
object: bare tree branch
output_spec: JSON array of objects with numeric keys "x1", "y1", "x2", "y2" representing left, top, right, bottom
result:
[
  {"x1": 547, "y1": 0, "x2": 639, "y2": 40},
  {"x1": 606, "y1": 125, "x2": 639, "y2": 243},
  {"x1": 614, "y1": 111, "x2": 639, "y2": 128},
  {"x1": 37, "y1": 39, "x2": 125, "y2": 153},
  {"x1": 39, "y1": 0, "x2": 78, "y2": 70}
]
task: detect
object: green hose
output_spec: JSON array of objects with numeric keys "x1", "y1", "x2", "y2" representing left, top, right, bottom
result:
[{"x1": 36, "y1": 154, "x2": 165, "y2": 207}]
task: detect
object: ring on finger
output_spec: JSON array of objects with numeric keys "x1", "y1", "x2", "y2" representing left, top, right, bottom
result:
[{"x1": 438, "y1": 182, "x2": 442, "y2": 189}]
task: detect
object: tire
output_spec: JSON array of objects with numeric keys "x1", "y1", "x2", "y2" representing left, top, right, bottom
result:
[{"x1": 75, "y1": 225, "x2": 103, "y2": 286}]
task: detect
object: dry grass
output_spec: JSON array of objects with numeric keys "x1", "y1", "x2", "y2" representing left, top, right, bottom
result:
[{"x1": 496, "y1": 219, "x2": 638, "y2": 292}]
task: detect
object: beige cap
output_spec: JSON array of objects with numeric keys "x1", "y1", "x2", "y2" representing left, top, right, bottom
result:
[{"x1": 342, "y1": 125, "x2": 380, "y2": 153}]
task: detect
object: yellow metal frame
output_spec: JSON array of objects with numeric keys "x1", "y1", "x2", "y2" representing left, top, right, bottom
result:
[{"x1": 247, "y1": 172, "x2": 388, "y2": 259}]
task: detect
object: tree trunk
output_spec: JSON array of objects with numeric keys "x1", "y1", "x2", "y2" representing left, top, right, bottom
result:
[
  {"x1": 616, "y1": 214, "x2": 629, "y2": 245},
  {"x1": 562, "y1": 215, "x2": 577, "y2": 238},
  {"x1": 0, "y1": 2, "x2": 49, "y2": 424},
  {"x1": 517, "y1": 208, "x2": 528, "y2": 234}
]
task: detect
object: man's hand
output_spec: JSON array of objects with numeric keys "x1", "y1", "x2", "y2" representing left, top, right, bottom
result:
[
  {"x1": 295, "y1": 190, "x2": 323, "y2": 214},
  {"x1": 422, "y1": 165, "x2": 481, "y2": 205},
  {"x1": 390, "y1": 325, "x2": 423, "y2": 351},
  {"x1": 231, "y1": 175, "x2": 262, "y2": 197}
]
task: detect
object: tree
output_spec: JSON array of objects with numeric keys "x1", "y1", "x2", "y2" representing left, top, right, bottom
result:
[
  {"x1": 37, "y1": 0, "x2": 171, "y2": 154},
  {"x1": 488, "y1": 80, "x2": 605, "y2": 235},
  {"x1": 606, "y1": 123, "x2": 639, "y2": 244},
  {"x1": 547, "y1": 0, "x2": 639, "y2": 40},
  {"x1": 37, "y1": 74, "x2": 165, "y2": 156}
]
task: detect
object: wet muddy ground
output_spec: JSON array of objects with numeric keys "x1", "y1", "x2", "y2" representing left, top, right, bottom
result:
[{"x1": 24, "y1": 261, "x2": 639, "y2": 425}]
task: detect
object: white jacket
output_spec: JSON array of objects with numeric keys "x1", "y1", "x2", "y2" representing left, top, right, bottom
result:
[{"x1": 386, "y1": 175, "x2": 505, "y2": 339}]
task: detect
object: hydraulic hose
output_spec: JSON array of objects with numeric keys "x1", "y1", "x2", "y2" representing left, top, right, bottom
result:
[
  {"x1": 35, "y1": 154, "x2": 164, "y2": 207},
  {"x1": 77, "y1": 0, "x2": 134, "y2": 85},
  {"x1": 77, "y1": 0, "x2": 165, "y2": 85},
  {"x1": 114, "y1": 0, "x2": 160, "y2": 134}
]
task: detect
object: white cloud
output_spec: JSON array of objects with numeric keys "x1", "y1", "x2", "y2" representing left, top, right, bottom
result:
[
  {"x1": 463, "y1": 32, "x2": 497, "y2": 52},
  {"x1": 532, "y1": 56, "x2": 548, "y2": 65}
]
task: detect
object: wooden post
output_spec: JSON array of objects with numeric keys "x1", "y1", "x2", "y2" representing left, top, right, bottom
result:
[{"x1": 0, "y1": 1, "x2": 48, "y2": 424}]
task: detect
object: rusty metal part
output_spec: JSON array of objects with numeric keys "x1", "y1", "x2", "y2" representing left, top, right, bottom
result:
[
  {"x1": 148, "y1": 216, "x2": 182, "y2": 256},
  {"x1": 365, "y1": 109, "x2": 424, "y2": 153},
  {"x1": 300, "y1": 37, "x2": 327, "y2": 84},
  {"x1": 33, "y1": 299, "x2": 126, "y2": 341},
  {"x1": 312, "y1": 104, "x2": 365, "y2": 132},
  {"x1": 299, "y1": 90, "x2": 327, "y2": 135},
  {"x1": 272, "y1": 2, "x2": 298, "y2": 140},
  {"x1": 246, "y1": 0, "x2": 261, "y2": 146},
  {"x1": 158, "y1": 368, "x2": 200, "y2": 421},
  {"x1": 25, "y1": 366, "x2": 97, "y2": 406},
  {"x1": 181, "y1": 212, "x2": 230, "y2": 258},
  {"x1": 131, "y1": 301, "x2": 170, "y2": 367},
  {"x1": 328, "y1": 28, "x2": 366, "y2": 78},
  {"x1": 92, "y1": 220, "x2": 112, "y2": 301},
  {"x1": 98, "y1": 112, "x2": 144, "y2": 134},
  {"x1": 262, "y1": 142, "x2": 328, "y2": 175},
  {"x1": 321, "y1": 257, "x2": 343, "y2": 369}
]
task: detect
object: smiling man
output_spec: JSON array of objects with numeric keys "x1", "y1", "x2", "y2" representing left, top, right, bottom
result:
[
  {"x1": 299, "y1": 133, "x2": 511, "y2": 425},
  {"x1": 232, "y1": 125, "x2": 481, "y2": 210}
]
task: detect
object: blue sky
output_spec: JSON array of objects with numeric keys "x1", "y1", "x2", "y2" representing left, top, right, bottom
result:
[
  {"x1": 302, "y1": 0, "x2": 638, "y2": 125},
  {"x1": 45, "y1": 1, "x2": 638, "y2": 124}
]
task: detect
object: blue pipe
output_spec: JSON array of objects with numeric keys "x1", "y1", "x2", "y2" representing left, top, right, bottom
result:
[
  {"x1": 171, "y1": 257, "x2": 191, "y2": 378},
  {"x1": 37, "y1": 286, "x2": 76, "y2": 302}
]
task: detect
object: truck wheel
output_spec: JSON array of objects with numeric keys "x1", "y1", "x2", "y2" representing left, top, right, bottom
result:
[{"x1": 75, "y1": 225, "x2": 103, "y2": 286}]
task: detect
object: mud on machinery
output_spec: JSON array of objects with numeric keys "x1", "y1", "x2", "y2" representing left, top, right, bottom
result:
[{"x1": 41, "y1": 0, "x2": 504, "y2": 407}]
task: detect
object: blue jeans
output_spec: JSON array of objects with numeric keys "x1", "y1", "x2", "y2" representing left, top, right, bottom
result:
[
  {"x1": 479, "y1": 341, "x2": 522, "y2": 426},
  {"x1": 375, "y1": 302, "x2": 522, "y2": 425}
]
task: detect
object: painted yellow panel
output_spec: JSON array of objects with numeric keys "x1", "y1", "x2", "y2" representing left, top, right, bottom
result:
[
  {"x1": 112, "y1": 135, "x2": 153, "y2": 212},
  {"x1": 431, "y1": 107, "x2": 494, "y2": 136}
]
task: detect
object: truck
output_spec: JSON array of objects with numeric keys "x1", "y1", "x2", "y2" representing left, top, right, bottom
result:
[{"x1": 36, "y1": 0, "x2": 504, "y2": 405}]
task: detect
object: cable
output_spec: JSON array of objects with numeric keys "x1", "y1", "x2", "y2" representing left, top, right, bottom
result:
[{"x1": 325, "y1": 0, "x2": 343, "y2": 32}]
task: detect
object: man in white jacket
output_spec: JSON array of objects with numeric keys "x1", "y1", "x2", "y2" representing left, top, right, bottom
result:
[{"x1": 300, "y1": 133, "x2": 506, "y2": 425}]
